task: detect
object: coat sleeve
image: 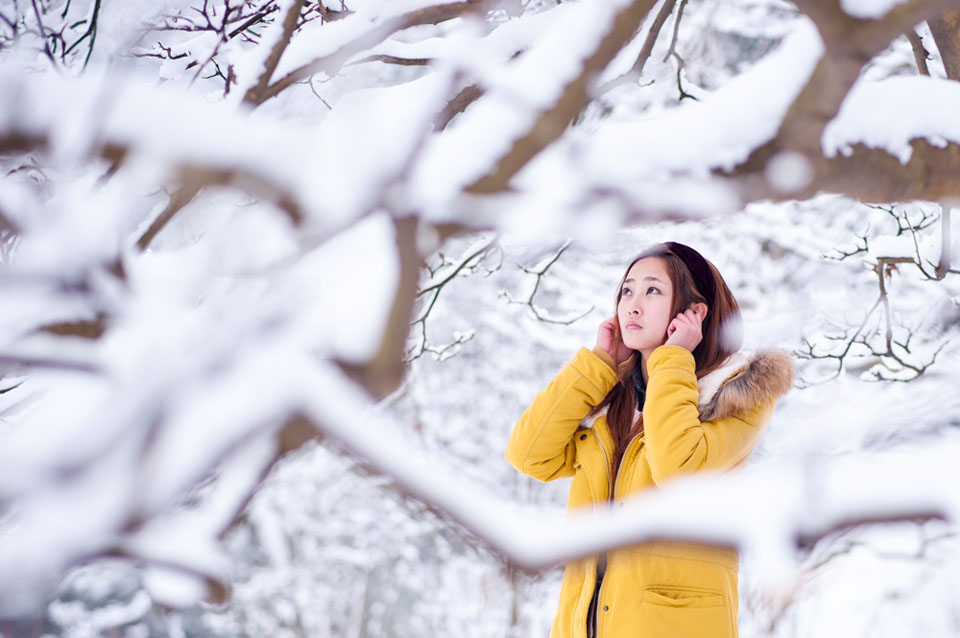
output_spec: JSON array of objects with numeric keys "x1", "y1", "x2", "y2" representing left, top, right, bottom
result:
[
  {"x1": 642, "y1": 345, "x2": 774, "y2": 485},
  {"x1": 505, "y1": 346, "x2": 620, "y2": 482}
]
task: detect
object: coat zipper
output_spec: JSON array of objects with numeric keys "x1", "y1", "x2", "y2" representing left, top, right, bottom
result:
[
  {"x1": 584, "y1": 421, "x2": 613, "y2": 638},
  {"x1": 597, "y1": 434, "x2": 612, "y2": 499},
  {"x1": 593, "y1": 429, "x2": 643, "y2": 638}
]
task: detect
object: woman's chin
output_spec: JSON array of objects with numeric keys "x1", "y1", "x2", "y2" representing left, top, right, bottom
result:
[{"x1": 622, "y1": 339, "x2": 665, "y2": 353}]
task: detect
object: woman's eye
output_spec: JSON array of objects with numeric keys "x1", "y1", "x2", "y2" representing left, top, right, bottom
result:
[
  {"x1": 646, "y1": 287, "x2": 660, "y2": 294},
  {"x1": 621, "y1": 287, "x2": 631, "y2": 296}
]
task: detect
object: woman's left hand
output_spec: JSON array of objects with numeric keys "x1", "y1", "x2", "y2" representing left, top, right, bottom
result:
[{"x1": 664, "y1": 308, "x2": 704, "y2": 352}]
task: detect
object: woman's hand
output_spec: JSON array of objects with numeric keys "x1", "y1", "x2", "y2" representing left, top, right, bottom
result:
[
  {"x1": 597, "y1": 316, "x2": 633, "y2": 366},
  {"x1": 664, "y1": 307, "x2": 704, "y2": 352}
]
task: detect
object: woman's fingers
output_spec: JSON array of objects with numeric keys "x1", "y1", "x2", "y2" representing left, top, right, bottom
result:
[{"x1": 664, "y1": 307, "x2": 704, "y2": 351}]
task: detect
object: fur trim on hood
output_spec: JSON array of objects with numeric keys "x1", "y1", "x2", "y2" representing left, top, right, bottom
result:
[
  {"x1": 579, "y1": 348, "x2": 795, "y2": 428},
  {"x1": 697, "y1": 349, "x2": 795, "y2": 422}
]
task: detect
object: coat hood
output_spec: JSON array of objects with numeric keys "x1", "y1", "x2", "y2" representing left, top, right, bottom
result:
[
  {"x1": 697, "y1": 349, "x2": 795, "y2": 421},
  {"x1": 579, "y1": 347, "x2": 794, "y2": 428}
]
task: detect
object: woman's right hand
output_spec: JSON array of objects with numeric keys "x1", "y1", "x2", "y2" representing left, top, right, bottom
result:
[{"x1": 597, "y1": 316, "x2": 633, "y2": 366}]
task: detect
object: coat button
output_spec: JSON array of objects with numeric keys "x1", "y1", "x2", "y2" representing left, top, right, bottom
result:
[
  {"x1": 579, "y1": 434, "x2": 587, "y2": 440},
  {"x1": 603, "y1": 605, "x2": 609, "y2": 611}
]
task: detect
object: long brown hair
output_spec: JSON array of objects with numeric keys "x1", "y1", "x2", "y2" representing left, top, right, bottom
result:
[{"x1": 595, "y1": 243, "x2": 741, "y2": 482}]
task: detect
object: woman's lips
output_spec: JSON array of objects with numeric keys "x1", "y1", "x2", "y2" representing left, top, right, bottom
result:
[{"x1": 625, "y1": 322, "x2": 642, "y2": 330}]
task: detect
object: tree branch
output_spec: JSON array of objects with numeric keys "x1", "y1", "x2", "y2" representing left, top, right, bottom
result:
[
  {"x1": 136, "y1": 181, "x2": 204, "y2": 251},
  {"x1": 262, "y1": 1, "x2": 489, "y2": 104},
  {"x1": 740, "y1": 0, "x2": 960, "y2": 175},
  {"x1": 243, "y1": 0, "x2": 306, "y2": 106},
  {"x1": 337, "y1": 216, "x2": 423, "y2": 398},
  {"x1": 906, "y1": 29, "x2": 931, "y2": 75},
  {"x1": 733, "y1": 137, "x2": 960, "y2": 204},
  {"x1": 594, "y1": 0, "x2": 680, "y2": 97},
  {"x1": 0, "y1": 352, "x2": 101, "y2": 373},
  {"x1": 501, "y1": 242, "x2": 595, "y2": 325},
  {"x1": 347, "y1": 54, "x2": 432, "y2": 67},
  {"x1": 407, "y1": 238, "x2": 497, "y2": 361},
  {"x1": 30, "y1": 0, "x2": 59, "y2": 68},
  {"x1": 928, "y1": 9, "x2": 960, "y2": 79},
  {"x1": 433, "y1": 83, "x2": 483, "y2": 132},
  {"x1": 38, "y1": 313, "x2": 109, "y2": 340},
  {"x1": 466, "y1": 0, "x2": 659, "y2": 194},
  {"x1": 298, "y1": 386, "x2": 960, "y2": 572}
]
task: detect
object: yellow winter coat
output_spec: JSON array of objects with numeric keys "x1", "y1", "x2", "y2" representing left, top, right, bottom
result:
[{"x1": 505, "y1": 344, "x2": 794, "y2": 638}]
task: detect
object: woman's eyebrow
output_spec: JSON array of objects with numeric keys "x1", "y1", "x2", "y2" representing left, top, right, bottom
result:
[{"x1": 624, "y1": 276, "x2": 664, "y2": 284}]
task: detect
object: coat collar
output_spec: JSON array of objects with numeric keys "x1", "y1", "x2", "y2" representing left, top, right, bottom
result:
[
  {"x1": 697, "y1": 349, "x2": 794, "y2": 421},
  {"x1": 579, "y1": 349, "x2": 794, "y2": 427}
]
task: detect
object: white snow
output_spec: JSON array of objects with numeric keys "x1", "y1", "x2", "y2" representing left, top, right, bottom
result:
[
  {"x1": 823, "y1": 75, "x2": 960, "y2": 163},
  {"x1": 582, "y1": 18, "x2": 823, "y2": 180},
  {"x1": 840, "y1": 0, "x2": 909, "y2": 19},
  {"x1": 869, "y1": 235, "x2": 916, "y2": 259}
]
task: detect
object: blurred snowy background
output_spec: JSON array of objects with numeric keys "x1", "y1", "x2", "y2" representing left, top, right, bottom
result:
[{"x1": 2, "y1": 0, "x2": 960, "y2": 636}]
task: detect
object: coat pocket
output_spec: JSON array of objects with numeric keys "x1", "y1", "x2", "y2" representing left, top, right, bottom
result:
[
  {"x1": 643, "y1": 585, "x2": 726, "y2": 608},
  {"x1": 634, "y1": 585, "x2": 734, "y2": 638}
]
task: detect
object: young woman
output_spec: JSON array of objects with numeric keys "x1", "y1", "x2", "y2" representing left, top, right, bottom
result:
[{"x1": 505, "y1": 242, "x2": 794, "y2": 638}]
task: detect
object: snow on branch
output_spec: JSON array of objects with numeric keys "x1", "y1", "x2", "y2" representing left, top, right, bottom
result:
[
  {"x1": 260, "y1": 0, "x2": 490, "y2": 104},
  {"x1": 0, "y1": 66, "x2": 450, "y2": 235},
  {"x1": 729, "y1": 0, "x2": 960, "y2": 202},
  {"x1": 303, "y1": 360, "x2": 960, "y2": 583}
]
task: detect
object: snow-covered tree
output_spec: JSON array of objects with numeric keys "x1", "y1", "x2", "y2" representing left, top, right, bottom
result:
[{"x1": 1, "y1": 0, "x2": 960, "y2": 635}]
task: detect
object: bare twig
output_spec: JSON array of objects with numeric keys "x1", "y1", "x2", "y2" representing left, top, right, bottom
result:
[
  {"x1": 662, "y1": 0, "x2": 687, "y2": 64},
  {"x1": 136, "y1": 181, "x2": 204, "y2": 251},
  {"x1": 434, "y1": 83, "x2": 483, "y2": 132},
  {"x1": 634, "y1": 0, "x2": 678, "y2": 74},
  {"x1": 30, "y1": 0, "x2": 59, "y2": 68},
  {"x1": 347, "y1": 54, "x2": 432, "y2": 67},
  {"x1": 501, "y1": 242, "x2": 595, "y2": 325},
  {"x1": 406, "y1": 238, "x2": 498, "y2": 362},
  {"x1": 263, "y1": 1, "x2": 489, "y2": 104},
  {"x1": 307, "y1": 75, "x2": 333, "y2": 109},
  {"x1": 796, "y1": 296, "x2": 883, "y2": 383},
  {"x1": 865, "y1": 203, "x2": 939, "y2": 235},
  {"x1": 824, "y1": 228, "x2": 870, "y2": 261},
  {"x1": 798, "y1": 256, "x2": 946, "y2": 383},
  {"x1": 594, "y1": 0, "x2": 678, "y2": 96},
  {"x1": 62, "y1": 0, "x2": 101, "y2": 67},
  {"x1": 662, "y1": 0, "x2": 695, "y2": 101},
  {"x1": 0, "y1": 353, "x2": 100, "y2": 373},
  {"x1": 228, "y1": 4, "x2": 279, "y2": 39},
  {"x1": 906, "y1": 29, "x2": 931, "y2": 75},
  {"x1": 243, "y1": 0, "x2": 306, "y2": 105}
]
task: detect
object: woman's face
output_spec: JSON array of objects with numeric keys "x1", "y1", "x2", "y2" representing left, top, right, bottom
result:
[{"x1": 617, "y1": 257, "x2": 675, "y2": 357}]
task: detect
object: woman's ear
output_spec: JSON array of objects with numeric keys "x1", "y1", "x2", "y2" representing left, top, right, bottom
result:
[{"x1": 690, "y1": 302, "x2": 708, "y2": 321}]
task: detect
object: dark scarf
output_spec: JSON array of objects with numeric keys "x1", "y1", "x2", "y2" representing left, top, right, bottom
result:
[{"x1": 630, "y1": 362, "x2": 647, "y2": 411}]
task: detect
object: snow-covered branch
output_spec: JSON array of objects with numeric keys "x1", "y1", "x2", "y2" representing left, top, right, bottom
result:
[{"x1": 303, "y1": 362, "x2": 960, "y2": 581}]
